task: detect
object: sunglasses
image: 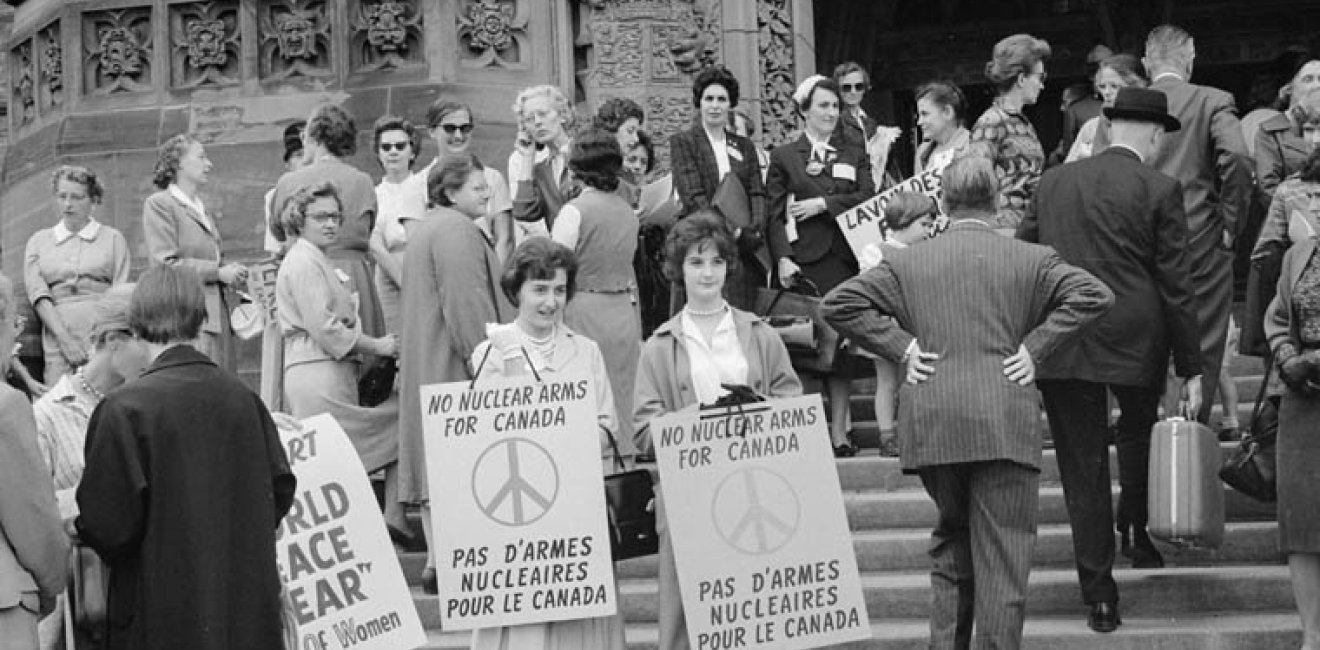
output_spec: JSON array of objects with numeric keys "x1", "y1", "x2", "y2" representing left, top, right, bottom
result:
[
  {"x1": 840, "y1": 83, "x2": 866, "y2": 93},
  {"x1": 379, "y1": 141, "x2": 410, "y2": 152},
  {"x1": 439, "y1": 124, "x2": 474, "y2": 135}
]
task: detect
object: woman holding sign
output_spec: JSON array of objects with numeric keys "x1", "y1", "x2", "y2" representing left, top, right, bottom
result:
[
  {"x1": 766, "y1": 74, "x2": 875, "y2": 457},
  {"x1": 469, "y1": 237, "x2": 628, "y2": 649},
  {"x1": 635, "y1": 212, "x2": 802, "y2": 650}
]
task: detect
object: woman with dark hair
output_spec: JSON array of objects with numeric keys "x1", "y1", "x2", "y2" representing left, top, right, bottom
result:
[
  {"x1": 25, "y1": 165, "x2": 131, "y2": 383},
  {"x1": 551, "y1": 127, "x2": 642, "y2": 458},
  {"x1": 914, "y1": 81, "x2": 971, "y2": 175},
  {"x1": 968, "y1": 33, "x2": 1052, "y2": 230},
  {"x1": 1066, "y1": 54, "x2": 1150, "y2": 162},
  {"x1": 1258, "y1": 59, "x2": 1320, "y2": 199},
  {"x1": 635, "y1": 211, "x2": 802, "y2": 650},
  {"x1": 470, "y1": 238, "x2": 627, "y2": 650},
  {"x1": 425, "y1": 99, "x2": 515, "y2": 260},
  {"x1": 766, "y1": 74, "x2": 875, "y2": 456},
  {"x1": 834, "y1": 60, "x2": 904, "y2": 187},
  {"x1": 370, "y1": 114, "x2": 426, "y2": 333},
  {"x1": 593, "y1": 97, "x2": 645, "y2": 152},
  {"x1": 669, "y1": 65, "x2": 768, "y2": 311},
  {"x1": 142, "y1": 134, "x2": 248, "y2": 371},
  {"x1": 399, "y1": 154, "x2": 515, "y2": 594},
  {"x1": 271, "y1": 103, "x2": 385, "y2": 346},
  {"x1": 75, "y1": 265, "x2": 295, "y2": 650}
]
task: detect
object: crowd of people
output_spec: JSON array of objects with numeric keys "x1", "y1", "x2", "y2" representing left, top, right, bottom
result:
[{"x1": 2, "y1": 18, "x2": 1320, "y2": 650}]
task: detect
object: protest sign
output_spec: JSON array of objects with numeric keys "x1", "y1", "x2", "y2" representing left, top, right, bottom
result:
[
  {"x1": 420, "y1": 371, "x2": 618, "y2": 630},
  {"x1": 652, "y1": 394, "x2": 870, "y2": 650},
  {"x1": 276, "y1": 414, "x2": 427, "y2": 650},
  {"x1": 835, "y1": 167, "x2": 944, "y2": 260}
]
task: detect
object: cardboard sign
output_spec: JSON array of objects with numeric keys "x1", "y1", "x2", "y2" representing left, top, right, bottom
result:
[
  {"x1": 420, "y1": 371, "x2": 618, "y2": 630},
  {"x1": 652, "y1": 395, "x2": 870, "y2": 650},
  {"x1": 276, "y1": 414, "x2": 427, "y2": 650},
  {"x1": 835, "y1": 168, "x2": 945, "y2": 260}
]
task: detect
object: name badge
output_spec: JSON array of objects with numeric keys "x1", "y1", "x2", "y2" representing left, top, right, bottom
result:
[
  {"x1": 832, "y1": 163, "x2": 856, "y2": 181},
  {"x1": 726, "y1": 145, "x2": 744, "y2": 162}
]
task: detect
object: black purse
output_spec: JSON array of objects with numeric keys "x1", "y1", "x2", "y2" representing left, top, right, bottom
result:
[
  {"x1": 1219, "y1": 363, "x2": 1278, "y2": 502},
  {"x1": 602, "y1": 425, "x2": 659, "y2": 561},
  {"x1": 357, "y1": 356, "x2": 397, "y2": 407}
]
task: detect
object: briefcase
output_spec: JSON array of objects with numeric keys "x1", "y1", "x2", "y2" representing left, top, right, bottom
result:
[
  {"x1": 602, "y1": 426, "x2": 659, "y2": 561},
  {"x1": 753, "y1": 279, "x2": 839, "y2": 375},
  {"x1": 1148, "y1": 417, "x2": 1225, "y2": 549},
  {"x1": 69, "y1": 538, "x2": 109, "y2": 633}
]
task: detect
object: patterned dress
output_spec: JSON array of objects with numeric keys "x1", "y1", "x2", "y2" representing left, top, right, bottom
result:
[{"x1": 968, "y1": 101, "x2": 1045, "y2": 230}]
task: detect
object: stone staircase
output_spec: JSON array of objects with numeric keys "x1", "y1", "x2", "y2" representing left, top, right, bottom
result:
[{"x1": 397, "y1": 355, "x2": 1299, "y2": 648}]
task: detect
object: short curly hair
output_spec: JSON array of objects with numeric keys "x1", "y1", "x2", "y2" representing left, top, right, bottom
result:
[
  {"x1": 883, "y1": 191, "x2": 938, "y2": 232},
  {"x1": 427, "y1": 153, "x2": 485, "y2": 208},
  {"x1": 692, "y1": 65, "x2": 740, "y2": 109},
  {"x1": 52, "y1": 165, "x2": 105, "y2": 204},
  {"x1": 663, "y1": 209, "x2": 739, "y2": 283},
  {"x1": 306, "y1": 103, "x2": 359, "y2": 157},
  {"x1": 629, "y1": 131, "x2": 657, "y2": 175},
  {"x1": 501, "y1": 237, "x2": 578, "y2": 306},
  {"x1": 512, "y1": 85, "x2": 578, "y2": 134},
  {"x1": 985, "y1": 34, "x2": 1052, "y2": 94},
  {"x1": 372, "y1": 114, "x2": 421, "y2": 169},
  {"x1": 278, "y1": 181, "x2": 341, "y2": 239},
  {"x1": 593, "y1": 97, "x2": 645, "y2": 133},
  {"x1": 568, "y1": 128, "x2": 622, "y2": 193},
  {"x1": 152, "y1": 134, "x2": 200, "y2": 190}
]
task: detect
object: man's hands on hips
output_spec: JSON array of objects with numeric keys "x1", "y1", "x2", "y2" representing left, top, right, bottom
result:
[
  {"x1": 1003, "y1": 344, "x2": 1035, "y2": 385},
  {"x1": 904, "y1": 341, "x2": 940, "y2": 384}
]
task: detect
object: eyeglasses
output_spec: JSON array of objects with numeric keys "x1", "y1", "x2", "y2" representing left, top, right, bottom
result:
[
  {"x1": 379, "y1": 141, "x2": 410, "y2": 152},
  {"x1": 439, "y1": 124, "x2": 474, "y2": 135},
  {"x1": 840, "y1": 83, "x2": 866, "y2": 93}
]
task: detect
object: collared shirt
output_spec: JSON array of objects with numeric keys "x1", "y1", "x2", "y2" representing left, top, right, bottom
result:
[
  {"x1": 680, "y1": 308, "x2": 748, "y2": 404},
  {"x1": 168, "y1": 183, "x2": 216, "y2": 234},
  {"x1": 1109, "y1": 143, "x2": 1145, "y2": 163},
  {"x1": 703, "y1": 126, "x2": 733, "y2": 180},
  {"x1": 32, "y1": 374, "x2": 100, "y2": 516},
  {"x1": 52, "y1": 219, "x2": 100, "y2": 245},
  {"x1": 1152, "y1": 71, "x2": 1186, "y2": 84},
  {"x1": 277, "y1": 238, "x2": 362, "y2": 367},
  {"x1": 24, "y1": 219, "x2": 131, "y2": 305}
]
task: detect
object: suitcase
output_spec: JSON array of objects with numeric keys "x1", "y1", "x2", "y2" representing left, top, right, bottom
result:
[{"x1": 1147, "y1": 417, "x2": 1225, "y2": 549}]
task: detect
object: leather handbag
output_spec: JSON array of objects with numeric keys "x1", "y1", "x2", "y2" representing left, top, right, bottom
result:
[
  {"x1": 753, "y1": 278, "x2": 839, "y2": 374},
  {"x1": 69, "y1": 538, "x2": 109, "y2": 633},
  {"x1": 357, "y1": 356, "x2": 397, "y2": 407},
  {"x1": 602, "y1": 426, "x2": 659, "y2": 561},
  {"x1": 711, "y1": 171, "x2": 752, "y2": 231},
  {"x1": 1219, "y1": 364, "x2": 1278, "y2": 502}
]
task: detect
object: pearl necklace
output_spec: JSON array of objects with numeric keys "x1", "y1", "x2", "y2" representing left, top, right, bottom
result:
[
  {"x1": 685, "y1": 302, "x2": 728, "y2": 317},
  {"x1": 520, "y1": 325, "x2": 556, "y2": 346},
  {"x1": 74, "y1": 369, "x2": 105, "y2": 402}
]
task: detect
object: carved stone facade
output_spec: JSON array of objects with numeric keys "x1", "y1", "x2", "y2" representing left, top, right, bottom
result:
[
  {"x1": 258, "y1": 0, "x2": 333, "y2": 82},
  {"x1": 457, "y1": 0, "x2": 528, "y2": 69},
  {"x1": 83, "y1": 6, "x2": 153, "y2": 95},
  {"x1": 10, "y1": 37, "x2": 32, "y2": 125},
  {"x1": 170, "y1": 1, "x2": 240, "y2": 89},
  {"x1": 757, "y1": 0, "x2": 795, "y2": 149},
  {"x1": 349, "y1": 0, "x2": 424, "y2": 74},
  {"x1": 37, "y1": 21, "x2": 59, "y2": 111}
]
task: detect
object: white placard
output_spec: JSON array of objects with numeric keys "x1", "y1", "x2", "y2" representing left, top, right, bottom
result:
[
  {"x1": 276, "y1": 414, "x2": 427, "y2": 650},
  {"x1": 836, "y1": 168, "x2": 945, "y2": 259},
  {"x1": 652, "y1": 394, "x2": 870, "y2": 650},
  {"x1": 420, "y1": 371, "x2": 618, "y2": 630}
]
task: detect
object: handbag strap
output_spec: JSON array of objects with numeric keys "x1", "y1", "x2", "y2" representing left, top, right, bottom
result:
[
  {"x1": 469, "y1": 343, "x2": 544, "y2": 389},
  {"x1": 1250, "y1": 356, "x2": 1275, "y2": 424},
  {"x1": 602, "y1": 424, "x2": 627, "y2": 473},
  {"x1": 762, "y1": 276, "x2": 824, "y2": 316}
]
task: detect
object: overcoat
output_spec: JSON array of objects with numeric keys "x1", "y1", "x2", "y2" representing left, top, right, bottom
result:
[
  {"x1": 75, "y1": 345, "x2": 295, "y2": 650},
  {"x1": 142, "y1": 190, "x2": 232, "y2": 367}
]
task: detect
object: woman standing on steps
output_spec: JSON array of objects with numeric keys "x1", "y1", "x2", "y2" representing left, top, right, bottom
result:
[{"x1": 634, "y1": 212, "x2": 802, "y2": 650}]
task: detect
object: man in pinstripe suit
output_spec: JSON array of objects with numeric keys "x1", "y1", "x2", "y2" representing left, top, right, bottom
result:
[{"x1": 823, "y1": 157, "x2": 1113, "y2": 649}]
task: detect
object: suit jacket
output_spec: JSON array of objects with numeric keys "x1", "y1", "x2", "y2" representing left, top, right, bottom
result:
[
  {"x1": 142, "y1": 190, "x2": 225, "y2": 335},
  {"x1": 766, "y1": 132, "x2": 875, "y2": 264},
  {"x1": 0, "y1": 385, "x2": 67, "y2": 610},
  {"x1": 1255, "y1": 111, "x2": 1310, "y2": 200},
  {"x1": 670, "y1": 125, "x2": 767, "y2": 229},
  {"x1": 822, "y1": 219, "x2": 1112, "y2": 470},
  {"x1": 1147, "y1": 74, "x2": 1251, "y2": 264},
  {"x1": 1019, "y1": 146, "x2": 1202, "y2": 386},
  {"x1": 512, "y1": 156, "x2": 574, "y2": 231}
]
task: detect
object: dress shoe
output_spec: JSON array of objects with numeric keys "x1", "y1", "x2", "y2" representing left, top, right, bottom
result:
[
  {"x1": 422, "y1": 567, "x2": 438, "y2": 595},
  {"x1": 388, "y1": 525, "x2": 425, "y2": 553},
  {"x1": 833, "y1": 443, "x2": 858, "y2": 458},
  {"x1": 1130, "y1": 529, "x2": 1165, "y2": 569},
  {"x1": 1087, "y1": 602, "x2": 1121, "y2": 633}
]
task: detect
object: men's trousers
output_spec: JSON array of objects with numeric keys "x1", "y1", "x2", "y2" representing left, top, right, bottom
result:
[
  {"x1": 918, "y1": 460, "x2": 1039, "y2": 650},
  {"x1": 1037, "y1": 378, "x2": 1161, "y2": 604}
]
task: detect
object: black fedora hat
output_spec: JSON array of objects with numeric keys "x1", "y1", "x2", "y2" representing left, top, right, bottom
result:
[{"x1": 1103, "y1": 87, "x2": 1181, "y2": 132}]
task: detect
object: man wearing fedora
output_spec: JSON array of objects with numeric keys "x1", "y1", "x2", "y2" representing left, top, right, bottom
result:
[{"x1": 1018, "y1": 86, "x2": 1205, "y2": 633}]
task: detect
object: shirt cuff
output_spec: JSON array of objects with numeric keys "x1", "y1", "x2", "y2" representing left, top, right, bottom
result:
[{"x1": 901, "y1": 339, "x2": 919, "y2": 363}]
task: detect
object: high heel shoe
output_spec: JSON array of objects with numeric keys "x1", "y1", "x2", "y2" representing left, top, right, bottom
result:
[{"x1": 833, "y1": 443, "x2": 858, "y2": 458}]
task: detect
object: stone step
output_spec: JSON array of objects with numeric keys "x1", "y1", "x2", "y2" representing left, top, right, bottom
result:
[
  {"x1": 841, "y1": 396, "x2": 1261, "y2": 434},
  {"x1": 406, "y1": 565, "x2": 1294, "y2": 628},
  {"x1": 400, "y1": 521, "x2": 1281, "y2": 582},
  {"x1": 418, "y1": 613, "x2": 1303, "y2": 649}
]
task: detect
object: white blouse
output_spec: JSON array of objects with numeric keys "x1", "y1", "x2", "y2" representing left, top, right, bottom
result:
[{"x1": 680, "y1": 309, "x2": 748, "y2": 404}]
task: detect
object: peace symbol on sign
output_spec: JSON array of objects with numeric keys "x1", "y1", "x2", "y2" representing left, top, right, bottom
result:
[
  {"x1": 710, "y1": 467, "x2": 800, "y2": 555},
  {"x1": 471, "y1": 437, "x2": 560, "y2": 527}
]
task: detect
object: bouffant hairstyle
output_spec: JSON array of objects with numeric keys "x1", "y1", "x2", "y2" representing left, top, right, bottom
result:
[
  {"x1": 501, "y1": 238, "x2": 579, "y2": 306},
  {"x1": 629, "y1": 131, "x2": 657, "y2": 175},
  {"x1": 663, "y1": 209, "x2": 739, "y2": 282},
  {"x1": 152, "y1": 134, "x2": 200, "y2": 190},
  {"x1": 278, "y1": 181, "x2": 341, "y2": 239},
  {"x1": 426, "y1": 99, "x2": 474, "y2": 130},
  {"x1": 883, "y1": 191, "x2": 938, "y2": 232},
  {"x1": 984, "y1": 33, "x2": 1052, "y2": 94},
  {"x1": 372, "y1": 115, "x2": 421, "y2": 169},
  {"x1": 52, "y1": 165, "x2": 105, "y2": 204},
  {"x1": 832, "y1": 61, "x2": 870, "y2": 91},
  {"x1": 129, "y1": 265, "x2": 207, "y2": 344},
  {"x1": 512, "y1": 85, "x2": 578, "y2": 134},
  {"x1": 593, "y1": 97, "x2": 645, "y2": 133},
  {"x1": 306, "y1": 103, "x2": 359, "y2": 157},
  {"x1": 1099, "y1": 53, "x2": 1149, "y2": 88},
  {"x1": 795, "y1": 77, "x2": 841, "y2": 115},
  {"x1": 692, "y1": 65, "x2": 741, "y2": 108},
  {"x1": 427, "y1": 153, "x2": 484, "y2": 208},
  {"x1": 942, "y1": 157, "x2": 999, "y2": 214},
  {"x1": 568, "y1": 128, "x2": 622, "y2": 193},
  {"x1": 915, "y1": 81, "x2": 968, "y2": 125}
]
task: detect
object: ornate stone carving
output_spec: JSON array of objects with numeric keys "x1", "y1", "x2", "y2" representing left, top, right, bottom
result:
[
  {"x1": 590, "y1": 22, "x2": 644, "y2": 87},
  {"x1": 38, "y1": 23, "x2": 62, "y2": 111},
  {"x1": 757, "y1": 0, "x2": 796, "y2": 148},
  {"x1": 645, "y1": 94, "x2": 694, "y2": 173},
  {"x1": 258, "y1": 1, "x2": 333, "y2": 82},
  {"x1": 82, "y1": 7, "x2": 153, "y2": 95},
  {"x1": 349, "y1": 0, "x2": 424, "y2": 74},
  {"x1": 11, "y1": 39, "x2": 35, "y2": 126},
  {"x1": 457, "y1": 0, "x2": 528, "y2": 68},
  {"x1": 171, "y1": 2, "x2": 241, "y2": 89}
]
